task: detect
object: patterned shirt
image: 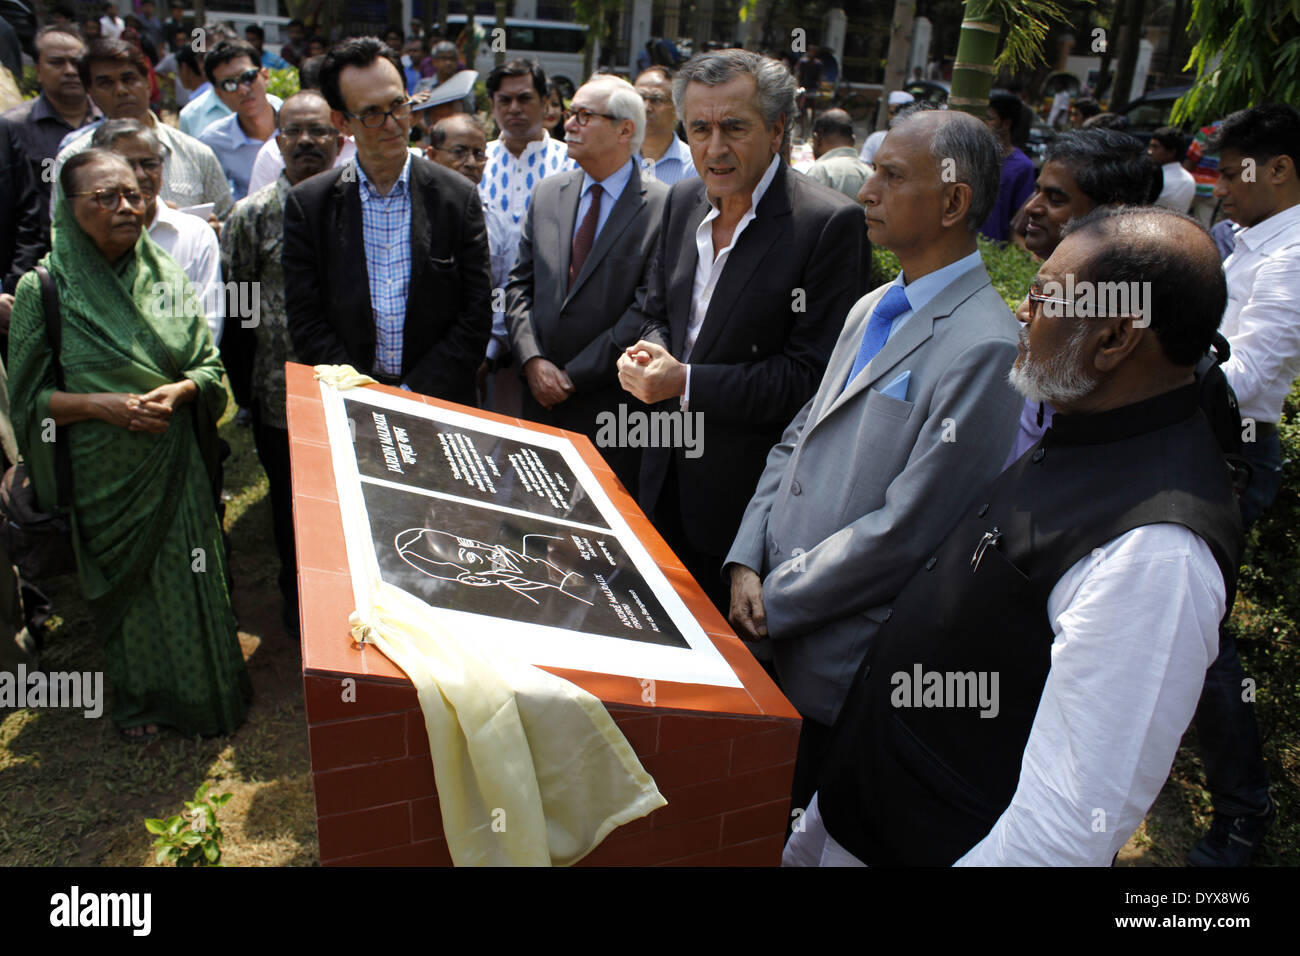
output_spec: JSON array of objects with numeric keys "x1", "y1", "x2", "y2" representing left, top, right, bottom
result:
[
  {"x1": 356, "y1": 155, "x2": 413, "y2": 379},
  {"x1": 54, "y1": 113, "x2": 235, "y2": 218},
  {"x1": 479, "y1": 130, "x2": 575, "y2": 228},
  {"x1": 219, "y1": 174, "x2": 297, "y2": 428}
]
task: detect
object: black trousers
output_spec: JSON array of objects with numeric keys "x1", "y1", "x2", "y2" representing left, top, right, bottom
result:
[
  {"x1": 251, "y1": 406, "x2": 298, "y2": 626},
  {"x1": 653, "y1": 460, "x2": 731, "y2": 618}
]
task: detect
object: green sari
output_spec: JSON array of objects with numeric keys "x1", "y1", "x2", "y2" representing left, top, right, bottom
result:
[{"x1": 7, "y1": 201, "x2": 250, "y2": 736}]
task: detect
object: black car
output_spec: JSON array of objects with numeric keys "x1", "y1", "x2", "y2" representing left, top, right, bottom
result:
[{"x1": 1122, "y1": 85, "x2": 1194, "y2": 141}]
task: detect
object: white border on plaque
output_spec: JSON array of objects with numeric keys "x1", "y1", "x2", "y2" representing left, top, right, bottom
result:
[{"x1": 320, "y1": 381, "x2": 743, "y2": 689}]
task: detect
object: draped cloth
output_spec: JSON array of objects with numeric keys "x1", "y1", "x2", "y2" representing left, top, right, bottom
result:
[
  {"x1": 7, "y1": 200, "x2": 250, "y2": 735},
  {"x1": 318, "y1": 366, "x2": 666, "y2": 865}
]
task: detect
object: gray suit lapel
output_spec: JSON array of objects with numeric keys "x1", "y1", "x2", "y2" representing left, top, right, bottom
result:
[
  {"x1": 821, "y1": 261, "x2": 993, "y2": 421},
  {"x1": 554, "y1": 173, "x2": 580, "y2": 298},
  {"x1": 565, "y1": 165, "x2": 645, "y2": 306}
]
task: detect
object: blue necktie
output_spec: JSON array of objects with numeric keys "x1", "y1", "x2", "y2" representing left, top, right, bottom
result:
[{"x1": 841, "y1": 284, "x2": 911, "y2": 394}]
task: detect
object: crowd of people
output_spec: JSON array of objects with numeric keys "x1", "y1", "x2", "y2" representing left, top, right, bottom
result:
[{"x1": 1, "y1": 16, "x2": 1298, "y2": 869}]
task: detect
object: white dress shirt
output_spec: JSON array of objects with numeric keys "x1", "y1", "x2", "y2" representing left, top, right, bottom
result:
[
  {"x1": 1155, "y1": 160, "x2": 1196, "y2": 213},
  {"x1": 149, "y1": 201, "x2": 225, "y2": 344},
  {"x1": 681, "y1": 154, "x2": 781, "y2": 407},
  {"x1": 1219, "y1": 201, "x2": 1300, "y2": 424},
  {"x1": 787, "y1": 522, "x2": 1225, "y2": 867}
]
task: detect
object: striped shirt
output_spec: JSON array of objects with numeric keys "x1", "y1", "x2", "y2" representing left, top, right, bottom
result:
[
  {"x1": 356, "y1": 155, "x2": 413, "y2": 379},
  {"x1": 637, "y1": 134, "x2": 697, "y2": 187}
]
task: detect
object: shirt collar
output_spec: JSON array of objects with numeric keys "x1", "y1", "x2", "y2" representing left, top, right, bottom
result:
[
  {"x1": 1236, "y1": 201, "x2": 1300, "y2": 253},
  {"x1": 893, "y1": 248, "x2": 984, "y2": 313},
  {"x1": 581, "y1": 157, "x2": 634, "y2": 203},
  {"x1": 356, "y1": 152, "x2": 412, "y2": 200},
  {"x1": 148, "y1": 199, "x2": 185, "y2": 234}
]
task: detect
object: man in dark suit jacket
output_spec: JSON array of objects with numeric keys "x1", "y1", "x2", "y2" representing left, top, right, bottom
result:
[
  {"x1": 505, "y1": 75, "x2": 669, "y2": 496},
  {"x1": 283, "y1": 36, "x2": 490, "y2": 405},
  {"x1": 617, "y1": 49, "x2": 869, "y2": 614}
]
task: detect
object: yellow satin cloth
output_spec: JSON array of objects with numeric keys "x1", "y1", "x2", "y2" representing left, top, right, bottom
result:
[{"x1": 317, "y1": 365, "x2": 666, "y2": 865}]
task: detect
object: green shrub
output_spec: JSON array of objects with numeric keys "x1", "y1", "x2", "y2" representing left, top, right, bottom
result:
[
  {"x1": 264, "y1": 67, "x2": 300, "y2": 101},
  {"x1": 870, "y1": 237, "x2": 1039, "y2": 309}
]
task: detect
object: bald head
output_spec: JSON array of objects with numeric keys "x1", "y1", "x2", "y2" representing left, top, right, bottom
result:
[
  {"x1": 429, "y1": 113, "x2": 487, "y2": 183},
  {"x1": 277, "y1": 90, "x2": 341, "y2": 185},
  {"x1": 811, "y1": 108, "x2": 854, "y2": 157},
  {"x1": 1063, "y1": 205, "x2": 1225, "y2": 367}
]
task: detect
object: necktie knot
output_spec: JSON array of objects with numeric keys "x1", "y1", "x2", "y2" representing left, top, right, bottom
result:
[{"x1": 841, "y1": 284, "x2": 911, "y2": 394}]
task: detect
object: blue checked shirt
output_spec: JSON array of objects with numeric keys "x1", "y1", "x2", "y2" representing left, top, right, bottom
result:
[{"x1": 356, "y1": 156, "x2": 413, "y2": 378}]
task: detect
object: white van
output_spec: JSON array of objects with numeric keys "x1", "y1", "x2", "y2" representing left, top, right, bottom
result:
[{"x1": 443, "y1": 15, "x2": 593, "y2": 98}]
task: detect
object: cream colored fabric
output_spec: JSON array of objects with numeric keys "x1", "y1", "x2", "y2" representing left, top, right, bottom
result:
[
  {"x1": 349, "y1": 583, "x2": 665, "y2": 866},
  {"x1": 313, "y1": 363, "x2": 378, "y2": 390}
]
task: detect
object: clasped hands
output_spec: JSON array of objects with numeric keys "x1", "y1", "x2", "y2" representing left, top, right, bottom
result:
[
  {"x1": 108, "y1": 381, "x2": 197, "y2": 433},
  {"x1": 616, "y1": 340, "x2": 687, "y2": 404}
]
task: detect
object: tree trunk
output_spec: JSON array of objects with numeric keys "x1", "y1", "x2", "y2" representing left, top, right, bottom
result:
[
  {"x1": 695, "y1": 0, "x2": 716, "y2": 52},
  {"x1": 877, "y1": 0, "x2": 917, "y2": 131},
  {"x1": 948, "y1": 0, "x2": 1002, "y2": 119},
  {"x1": 193, "y1": 0, "x2": 206, "y2": 28},
  {"x1": 1110, "y1": 0, "x2": 1145, "y2": 112}
]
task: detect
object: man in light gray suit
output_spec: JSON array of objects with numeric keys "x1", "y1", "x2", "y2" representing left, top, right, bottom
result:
[
  {"x1": 725, "y1": 107, "x2": 1025, "y2": 812},
  {"x1": 506, "y1": 75, "x2": 669, "y2": 496}
]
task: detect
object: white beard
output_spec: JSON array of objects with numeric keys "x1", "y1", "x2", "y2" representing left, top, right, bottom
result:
[{"x1": 1007, "y1": 324, "x2": 1096, "y2": 405}]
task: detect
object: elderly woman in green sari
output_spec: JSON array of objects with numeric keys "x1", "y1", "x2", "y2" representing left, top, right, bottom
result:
[{"x1": 7, "y1": 149, "x2": 249, "y2": 741}]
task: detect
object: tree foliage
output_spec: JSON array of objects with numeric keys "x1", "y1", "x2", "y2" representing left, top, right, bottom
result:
[{"x1": 1172, "y1": 0, "x2": 1300, "y2": 127}]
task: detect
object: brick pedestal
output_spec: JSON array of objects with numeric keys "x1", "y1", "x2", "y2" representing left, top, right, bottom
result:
[{"x1": 286, "y1": 363, "x2": 801, "y2": 866}]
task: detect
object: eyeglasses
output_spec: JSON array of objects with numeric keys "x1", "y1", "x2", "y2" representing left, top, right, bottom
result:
[
  {"x1": 438, "y1": 144, "x2": 487, "y2": 162},
  {"x1": 216, "y1": 67, "x2": 260, "y2": 92},
  {"x1": 70, "y1": 187, "x2": 146, "y2": 210},
  {"x1": 122, "y1": 156, "x2": 163, "y2": 173},
  {"x1": 639, "y1": 93, "x2": 670, "y2": 106},
  {"x1": 280, "y1": 124, "x2": 336, "y2": 141},
  {"x1": 345, "y1": 100, "x2": 413, "y2": 128},
  {"x1": 564, "y1": 107, "x2": 618, "y2": 127},
  {"x1": 1026, "y1": 289, "x2": 1075, "y2": 314}
]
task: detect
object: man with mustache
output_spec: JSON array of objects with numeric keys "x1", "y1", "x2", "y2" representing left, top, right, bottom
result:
[
  {"x1": 92, "y1": 118, "x2": 223, "y2": 344},
  {"x1": 220, "y1": 90, "x2": 343, "y2": 636},
  {"x1": 790, "y1": 206, "x2": 1243, "y2": 866}
]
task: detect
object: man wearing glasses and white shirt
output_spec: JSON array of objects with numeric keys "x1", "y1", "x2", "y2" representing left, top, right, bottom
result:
[{"x1": 284, "y1": 37, "x2": 491, "y2": 405}]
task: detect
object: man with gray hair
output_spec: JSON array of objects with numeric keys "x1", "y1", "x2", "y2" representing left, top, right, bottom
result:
[
  {"x1": 617, "y1": 48, "x2": 869, "y2": 617},
  {"x1": 504, "y1": 76, "x2": 669, "y2": 495},
  {"x1": 724, "y1": 105, "x2": 1023, "y2": 813},
  {"x1": 92, "y1": 117, "x2": 224, "y2": 343}
]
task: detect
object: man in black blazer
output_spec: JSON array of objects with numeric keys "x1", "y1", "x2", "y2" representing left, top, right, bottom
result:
[
  {"x1": 505, "y1": 75, "x2": 669, "y2": 496},
  {"x1": 618, "y1": 49, "x2": 869, "y2": 613},
  {"x1": 283, "y1": 36, "x2": 490, "y2": 406}
]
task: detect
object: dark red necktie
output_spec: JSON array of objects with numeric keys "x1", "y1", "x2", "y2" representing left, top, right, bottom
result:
[{"x1": 569, "y1": 184, "x2": 603, "y2": 290}]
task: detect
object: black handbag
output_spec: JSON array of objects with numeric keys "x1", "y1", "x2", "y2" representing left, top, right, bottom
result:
[{"x1": 0, "y1": 266, "x2": 76, "y2": 581}]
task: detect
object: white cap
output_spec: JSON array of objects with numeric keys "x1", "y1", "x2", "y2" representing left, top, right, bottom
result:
[{"x1": 888, "y1": 91, "x2": 916, "y2": 107}]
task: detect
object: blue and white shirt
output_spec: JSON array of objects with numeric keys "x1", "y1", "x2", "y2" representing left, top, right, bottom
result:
[
  {"x1": 637, "y1": 134, "x2": 697, "y2": 187},
  {"x1": 356, "y1": 155, "x2": 413, "y2": 379},
  {"x1": 478, "y1": 130, "x2": 576, "y2": 228}
]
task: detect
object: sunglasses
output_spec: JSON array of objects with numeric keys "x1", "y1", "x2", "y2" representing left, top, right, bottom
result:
[
  {"x1": 70, "y1": 187, "x2": 146, "y2": 211},
  {"x1": 216, "y1": 67, "x2": 260, "y2": 92}
]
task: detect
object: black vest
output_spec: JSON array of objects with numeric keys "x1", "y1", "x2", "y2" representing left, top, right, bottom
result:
[{"x1": 818, "y1": 384, "x2": 1243, "y2": 866}]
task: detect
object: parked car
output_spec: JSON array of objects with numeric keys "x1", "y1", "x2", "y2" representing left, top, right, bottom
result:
[
  {"x1": 1121, "y1": 85, "x2": 1193, "y2": 140},
  {"x1": 903, "y1": 79, "x2": 949, "y2": 106}
]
